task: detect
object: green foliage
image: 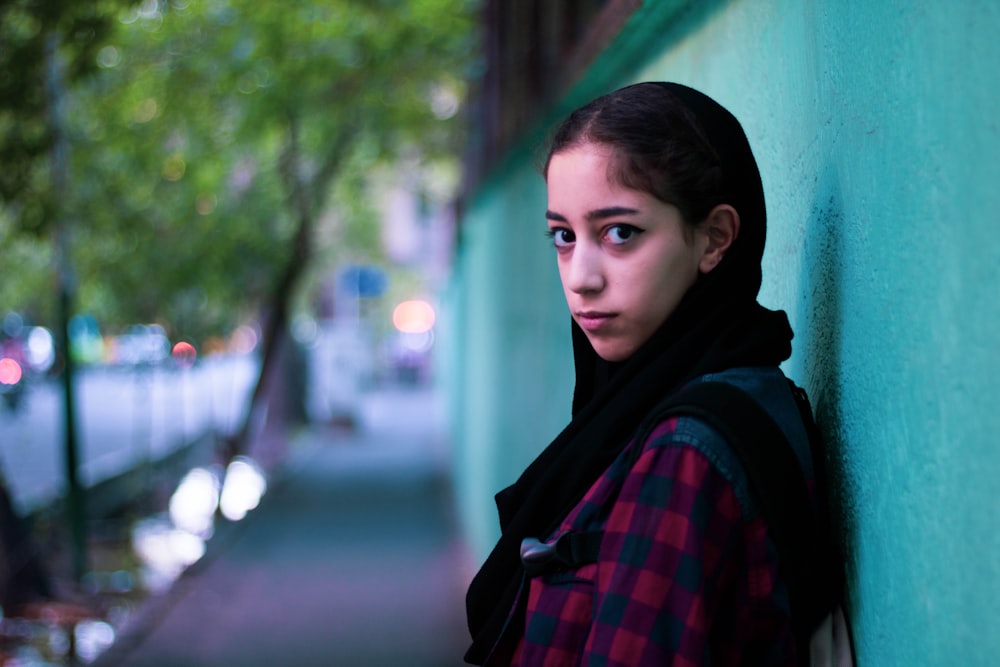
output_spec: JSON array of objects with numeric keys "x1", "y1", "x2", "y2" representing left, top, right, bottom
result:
[
  {"x1": 0, "y1": 0, "x2": 132, "y2": 232},
  {"x1": 1, "y1": 0, "x2": 475, "y2": 344}
]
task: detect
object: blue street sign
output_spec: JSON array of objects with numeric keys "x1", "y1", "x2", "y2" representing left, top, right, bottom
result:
[{"x1": 338, "y1": 265, "x2": 388, "y2": 298}]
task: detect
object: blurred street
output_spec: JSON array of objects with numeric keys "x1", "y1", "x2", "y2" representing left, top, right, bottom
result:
[
  {"x1": 0, "y1": 355, "x2": 256, "y2": 514},
  {"x1": 93, "y1": 383, "x2": 473, "y2": 667}
]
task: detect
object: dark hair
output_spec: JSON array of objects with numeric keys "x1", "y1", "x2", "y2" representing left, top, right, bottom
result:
[
  {"x1": 544, "y1": 82, "x2": 727, "y2": 227},
  {"x1": 546, "y1": 81, "x2": 767, "y2": 304}
]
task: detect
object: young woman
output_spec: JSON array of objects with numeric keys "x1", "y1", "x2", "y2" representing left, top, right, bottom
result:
[{"x1": 465, "y1": 82, "x2": 831, "y2": 666}]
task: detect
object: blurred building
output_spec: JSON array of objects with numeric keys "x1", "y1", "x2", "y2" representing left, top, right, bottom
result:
[{"x1": 300, "y1": 160, "x2": 457, "y2": 423}]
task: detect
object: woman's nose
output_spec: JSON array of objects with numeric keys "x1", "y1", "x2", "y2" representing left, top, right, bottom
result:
[{"x1": 563, "y1": 245, "x2": 604, "y2": 294}]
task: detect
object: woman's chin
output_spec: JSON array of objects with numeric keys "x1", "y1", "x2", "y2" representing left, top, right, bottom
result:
[{"x1": 589, "y1": 339, "x2": 637, "y2": 363}]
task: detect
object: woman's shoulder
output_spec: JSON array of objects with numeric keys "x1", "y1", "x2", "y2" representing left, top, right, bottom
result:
[
  {"x1": 640, "y1": 405, "x2": 759, "y2": 519},
  {"x1": 637, "y1": 365, "x2": 811, "y2": 519}
]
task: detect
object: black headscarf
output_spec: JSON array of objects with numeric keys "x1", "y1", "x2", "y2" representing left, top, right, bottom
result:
[{"x1": 464, "y1": 82, "x2": 794, "y2": 664}]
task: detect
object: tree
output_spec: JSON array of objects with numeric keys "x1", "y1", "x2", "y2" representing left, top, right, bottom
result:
[
  {"x1": 0, "y1": 0, "x2": 146, "y2": 584},
  {"x1": 65, "y1": 0, "x2": 472, "y2": 452},
  {"x1": 0, "y1": 0, "x2": 142, "y2": 328},
  {"x1": 0, "y1": 0, "x2": 133, "y2": 229},
  {"x1": 3, "y1": 0, "x2": 473, "y2": 328}
]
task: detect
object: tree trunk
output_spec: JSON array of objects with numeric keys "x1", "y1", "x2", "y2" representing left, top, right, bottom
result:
[
  {"x1": 45, "y1": 29, "x2": 86, "y2": 583},
  {"x1": 226, "y1": 116, "x2": 316, "y2": 461},
  {"x1": 0, "y1": 467, "x2": 51, "y2": 609},
  {"x1": 225, "y1": 111, "x2": 360, "y2": 462}
]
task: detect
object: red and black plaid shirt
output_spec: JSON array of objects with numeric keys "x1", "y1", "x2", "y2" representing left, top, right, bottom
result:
[{"x1": 493, "y1": 413, "x2": 802, "y2": 666}]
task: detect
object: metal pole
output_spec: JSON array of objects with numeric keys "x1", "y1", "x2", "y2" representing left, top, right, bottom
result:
[{"x1": 45, "y1": 30, "x2": 87, "y2": 583}]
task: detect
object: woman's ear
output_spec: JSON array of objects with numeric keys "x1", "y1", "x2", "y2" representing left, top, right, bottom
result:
[{"x1": 698, "y1": 204, "x2": 740, "y2": 273}]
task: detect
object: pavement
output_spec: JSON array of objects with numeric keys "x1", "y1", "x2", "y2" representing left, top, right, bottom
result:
[{"x1": 93, "y1": 384, "x2": 475, "y2": 667}]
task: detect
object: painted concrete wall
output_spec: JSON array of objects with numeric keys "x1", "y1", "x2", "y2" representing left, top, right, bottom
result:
[
  {"x1": 446, "y1": 160, "x2": 576, "y2": 558},
  {"x1": 447, "y1": 1, "x2": 1000, "y2": 664}
]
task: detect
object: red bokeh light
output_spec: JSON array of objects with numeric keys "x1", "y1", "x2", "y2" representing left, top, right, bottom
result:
[
  {"x1": 0, "y1": 358, "x2": 23, "y2": 385},
  {"x1": 172, "y1": 341, "x2": 197, "y2": 368}
]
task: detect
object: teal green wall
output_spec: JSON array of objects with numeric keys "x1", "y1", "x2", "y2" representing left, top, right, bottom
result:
[
  {"x1": 447, "y1": 163, "x2": 575, "y2": 557},
  {"x1": 447, "y1": 1, "x2": 1000, "y2": 664}
]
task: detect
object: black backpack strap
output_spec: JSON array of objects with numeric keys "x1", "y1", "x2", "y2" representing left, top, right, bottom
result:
[
  {"x1": 520, "y1": 380, "x2": 834, "y2": 655},
  {"x1": 665, "y1": 383, "x2": 830, "y2": 616}
]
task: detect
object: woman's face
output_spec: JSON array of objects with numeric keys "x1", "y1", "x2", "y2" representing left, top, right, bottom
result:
[{"x1": 546, "y1": 143, "x2": 708, "y2": 362}]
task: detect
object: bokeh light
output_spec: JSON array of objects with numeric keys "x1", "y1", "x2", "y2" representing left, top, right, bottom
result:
[
  {"x1": 168, "y1": 467, "x2": 220, "y2": 538},
  {"x1": 0, "y1": 358, "x2": 22, "y2": 385},
  {"x1": 219, "y1": 456, "x2": 267, "y2": 522},
  {"x1": 230, "y1": 325, "x2": 259, "y2": 354},
  {"x1": 25, "y1": 326, "x2": 55, "y2": 372},
  {"x1": 172, "y1": 341, "x2": 197, "y2": 368},
  {"x1": 75, "y1": 620, "x2": 117, "y2": 663},
  {"x1": 392, "y1": 300, "x2": 435, "y2": 334},
  {"x1": 399, "y1": 330, "x2": 434, "y2": 354},
  {"x1": 132, "y1": 518, "x2": 207, "y2": 593}
]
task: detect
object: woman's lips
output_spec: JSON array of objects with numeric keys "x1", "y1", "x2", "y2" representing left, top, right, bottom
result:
[{"x1": 575, "y1": 311, "x2": 616, "y2": 332}]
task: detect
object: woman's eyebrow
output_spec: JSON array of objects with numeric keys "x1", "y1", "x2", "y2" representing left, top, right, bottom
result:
[
  {"x1": 586, "y1": 206, "x2": 639, "y2": 221},
  {"x1": 545, "y1": 206, "x2": 640, "y2": 223}
]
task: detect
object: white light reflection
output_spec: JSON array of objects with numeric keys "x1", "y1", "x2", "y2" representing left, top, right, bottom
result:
[
  {"x1": 219, "y1": 457, "x2": 267, "y2": 522},
  {"x1": 129, "y1": 458, "x2": 266, "y2": 598},
  {"x1": 74, "y1": 620, "x2": 116, "y2": 663},
  {"x1": 430, "y1": 83, "x2": 460, "y2": 120},
  {"x1": 168, "y1": 467, "x2": 220, "y2": 538},
  {"x1": 230, "y1": 325, "x2": 259, "y2": 354},
  {"x1": 26, "y1": 326, "x2": 55, "y2": 372},
  {"x1": 131, "y1": 518, "x2": 207, "y2": 593},
  {"x1": 400, "y1": 329, "x2": 435, "y2": 354}
]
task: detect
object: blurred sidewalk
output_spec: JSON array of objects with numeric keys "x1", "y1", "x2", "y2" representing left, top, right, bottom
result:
[{"x1": 95, "y1": 385, "x2": 474, "y2": 667}]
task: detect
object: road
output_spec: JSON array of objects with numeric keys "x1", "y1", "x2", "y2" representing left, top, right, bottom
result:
[{"x1": 0, "y1": 355, "x2": 257, "y2": 514}]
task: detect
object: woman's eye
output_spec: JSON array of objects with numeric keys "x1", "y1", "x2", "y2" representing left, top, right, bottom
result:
[
  {"x1": 604, "y1": 224, "x2": 640, "y2": 245},
  {"x1": 547, "y1": 228, "x2": 575, "y2": 248}
]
